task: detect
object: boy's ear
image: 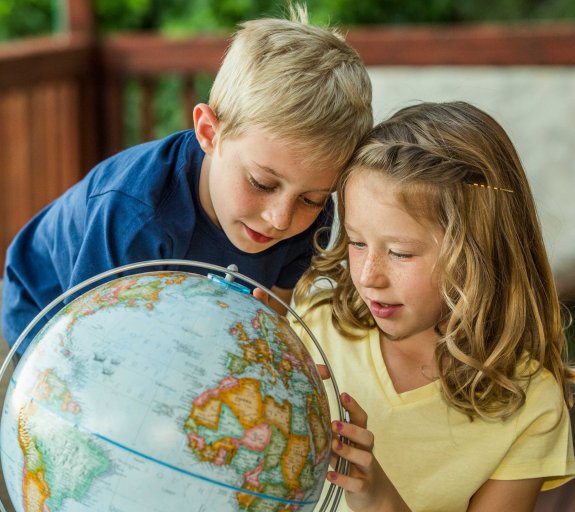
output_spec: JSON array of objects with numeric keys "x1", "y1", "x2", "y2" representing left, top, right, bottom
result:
[{"x1": 193, "y1": 103, "x2": 219, "y2": 155}]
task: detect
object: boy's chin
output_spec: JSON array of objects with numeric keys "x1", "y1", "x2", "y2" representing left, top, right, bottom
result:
[{"x1": 230, "y1": 236, "x2": 278, "y2": 254}]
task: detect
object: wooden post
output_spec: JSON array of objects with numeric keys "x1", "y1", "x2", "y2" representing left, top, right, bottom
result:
[
  {"x1": 62, "y1": 0, "x2": 108, "y2": 166},
  {"x1": 63, "y1": 0, "x2": 95, "y2": 37}
]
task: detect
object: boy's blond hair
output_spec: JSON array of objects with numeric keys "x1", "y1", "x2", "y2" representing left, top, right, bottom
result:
[{"x1": 209, "y1": 4, "x2": 373, "y2": 171}]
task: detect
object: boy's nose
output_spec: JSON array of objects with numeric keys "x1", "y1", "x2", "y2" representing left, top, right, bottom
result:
[{"x1": 262, "y1": 197, "x2": 295, "y2": 232}]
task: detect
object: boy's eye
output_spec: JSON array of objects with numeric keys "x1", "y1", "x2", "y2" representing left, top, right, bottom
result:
[
  {"x1": 248, "y1": 176, "x2": 276, "y2": 193},
  {"x1": 389, "y1": 250, "x2": 412, "y2": 259}
]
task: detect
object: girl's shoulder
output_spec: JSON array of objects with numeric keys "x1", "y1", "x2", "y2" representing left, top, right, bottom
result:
[
  {"x1": 293, "y1": 288, "x2": 333, "y2": 317},
  {"x1": 518, "y1": 357, "x2": 568, "y2": 424},
  {"x1": 292, "y1": 289, "x2": 369, "y2": 344}
]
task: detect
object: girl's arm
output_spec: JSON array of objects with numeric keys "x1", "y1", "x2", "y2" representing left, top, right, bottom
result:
[
  {"x1": 334, "y1": 393, "x2": 545, "y2": 512},
  {"x1": 468, "y1": 477, "x2": 543, "y2": 511},
  {"x1": 329, "y1": 393, "x2": 411, "y2": 512}
]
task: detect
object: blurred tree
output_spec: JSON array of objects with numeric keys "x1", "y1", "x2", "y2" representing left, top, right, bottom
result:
[
  {"x1": 0, "y1": 0, "x2": 53, "y2": 40},
  {"x1": 2, "y1": 0, "x2": 575, "y2": 41}
]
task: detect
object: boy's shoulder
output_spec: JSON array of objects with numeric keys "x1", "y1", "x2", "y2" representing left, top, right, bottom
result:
[{"x1": 86, "y1": 130, "x2": 202, "y2": 204}]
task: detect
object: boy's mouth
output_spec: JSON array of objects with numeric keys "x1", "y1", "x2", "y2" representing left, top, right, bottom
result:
[{"x1": 244, "y1": 224, "x2": 274, "y2": 244}]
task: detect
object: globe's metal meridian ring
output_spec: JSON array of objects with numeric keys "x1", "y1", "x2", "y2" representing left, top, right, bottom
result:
[{"x1": 0, "y1": 259, "x2": 349, "y2": 512}]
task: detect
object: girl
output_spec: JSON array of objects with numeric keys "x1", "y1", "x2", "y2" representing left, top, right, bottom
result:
[{"x1": 292, "y1": 101, "x2": 575, "y2": 511}]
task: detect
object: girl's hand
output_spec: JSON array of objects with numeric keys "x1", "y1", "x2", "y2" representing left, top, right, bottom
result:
[
  {"x1": 251, "y1": 286, "x2": 289, "y2": 316},
  {"x1": 251, "y1": 289, "x2": 330, "y2": 381},
  {"x1": 328, "y1": 393, "x2": 411, "y2": 512},
  {"x1": 252, "y1": 287, "x2": 269, "y2": 306},
  {"x1": 315, "y1": 363, "x2": 330, "y2": 380}
]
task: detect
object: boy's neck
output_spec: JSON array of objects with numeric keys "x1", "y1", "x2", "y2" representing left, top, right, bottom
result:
[{"x1": 197, "y1": 154, "x2": 220, "y2": 228}]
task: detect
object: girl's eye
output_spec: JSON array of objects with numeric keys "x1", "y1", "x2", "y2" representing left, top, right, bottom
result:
[
  {"x1": 248, "y1": 176, "x2": 276, "y2": 193},
  {"x1": 348, "y1": 240, "x2": 366, "y2": 249},
  {"x1": 300, "y1": 196, "x2": 325, "y2": 209},
  {"x1": 389, "y1": 250, "x2": 412, "y2": 259}
]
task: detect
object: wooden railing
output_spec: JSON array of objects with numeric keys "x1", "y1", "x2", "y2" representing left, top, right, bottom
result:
[
  {"x1": 0, "y1": 34, "x2": 100, "y2": 269},
  {"x1": 98, "y1": 22, "x2": 575, "y2": 152},
  {"x1": 2, "y1": 18, "x2": 575, "y2": 271},
  {"x1": 98, "y1": 33, "x2": 227, "y2": 155}
]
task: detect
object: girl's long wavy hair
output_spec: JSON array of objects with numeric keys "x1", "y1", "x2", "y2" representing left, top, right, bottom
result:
[{"x1": 295, "y1": 101, "x2": 574, "y2": 419}]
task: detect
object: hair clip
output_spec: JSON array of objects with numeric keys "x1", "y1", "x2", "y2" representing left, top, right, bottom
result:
[{"x1": 465, "y1": 183, "x2": 514, "y2": 193}]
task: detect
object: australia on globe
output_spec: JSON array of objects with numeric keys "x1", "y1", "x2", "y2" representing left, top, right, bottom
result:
[{"x1": 0, "y1": 270, "x2": 332, "y2": 512}]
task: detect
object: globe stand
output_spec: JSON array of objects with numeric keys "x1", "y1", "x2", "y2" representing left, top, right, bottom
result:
[{"x1": 0, "y1": 260, "x2": 350, "y2": 512}]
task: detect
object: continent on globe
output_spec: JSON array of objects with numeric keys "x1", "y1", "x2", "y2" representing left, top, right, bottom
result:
[
  {"x1": 184, "y1": 307, "x2": 330, "y2": 511},
  {"x1": 18, "y1": 369, "x2": 109, "y2": 511}
]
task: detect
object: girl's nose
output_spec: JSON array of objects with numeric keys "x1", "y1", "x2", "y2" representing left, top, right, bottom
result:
[{"x1": 359, "y1": 253, "x2": 388, "y2": 288}]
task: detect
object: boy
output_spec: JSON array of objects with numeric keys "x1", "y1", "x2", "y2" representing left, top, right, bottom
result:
[{"x1": 2, "y1": 5, "x2": 373, "y2": 354}]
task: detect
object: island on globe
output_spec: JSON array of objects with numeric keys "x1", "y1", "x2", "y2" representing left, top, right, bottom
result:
[{"x1": 0, "y1": 270, "x2": 332, "y2": 512}]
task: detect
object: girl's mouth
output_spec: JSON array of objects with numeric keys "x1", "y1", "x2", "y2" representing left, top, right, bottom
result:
[{"x1": 369, "y1": 300, "x2": 402, "y2": 319}]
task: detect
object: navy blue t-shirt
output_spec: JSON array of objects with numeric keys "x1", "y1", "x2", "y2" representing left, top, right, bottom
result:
[{"x1": 2, "y1": 130, "x2": 333, "y2": 353}]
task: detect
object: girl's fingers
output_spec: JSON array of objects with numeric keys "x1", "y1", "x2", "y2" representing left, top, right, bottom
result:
[
  {"x1": 332, "y1": 433, "x2": 375, "y2": 468},
  {"x1": 316, "y1": 363, "x2": 330, "y2": 380},
  {"x1": 326, "y1": 470, "x2": 366, "y2": 494},
  {"x1": 252, "y1": 287, "x2": 269, "y2": 305},
  {"x1": 327, "y1": 394, "x2": 392, "y2": 512},
  {"x1": 333, "y1": 419, "x2": 374, "y2": 451},
  {"x1": 340, "y1": 392, "x2": 368, "y2": 429}
]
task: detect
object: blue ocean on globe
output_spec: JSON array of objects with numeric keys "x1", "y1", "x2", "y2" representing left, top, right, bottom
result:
[{"x1": 0, "y1": 271, "x2": 332, "y2": 512}]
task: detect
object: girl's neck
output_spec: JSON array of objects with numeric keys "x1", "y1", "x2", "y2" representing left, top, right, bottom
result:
[{"x1": 379, "y1": 329, "x2": 440, "y2": 393}]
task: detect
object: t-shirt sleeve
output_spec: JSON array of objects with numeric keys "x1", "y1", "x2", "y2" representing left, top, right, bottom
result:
[
  {"x1": 490, "y1": 371, "x2": 575, "y2": 489},
  {"x1": 289, "y1": 293, "x2": 336, "y2": 362},
  {"x1": 68, "y1": 191, "x2": 173, "y2": 289},
  {"x1": 2, "y1": 190, "x2": 173, "y2": 354},
  {"x1": 2, "y1": 133, "x2": 195, "y2": 354},
  {"x1": 290, "y1": 303, "x2": 320, "y2": 360}
]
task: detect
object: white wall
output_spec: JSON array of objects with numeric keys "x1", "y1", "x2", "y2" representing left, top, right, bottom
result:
[{"x1": 368, "y1": 66, "x2": 575, "y2": 277}]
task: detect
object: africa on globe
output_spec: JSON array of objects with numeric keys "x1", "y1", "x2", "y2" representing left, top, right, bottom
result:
[{"x1": 0, "y1": 269, "x2": 332, "y2": 512}]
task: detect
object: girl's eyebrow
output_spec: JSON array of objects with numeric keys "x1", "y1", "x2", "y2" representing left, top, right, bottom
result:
[{"x1": 343, "y1": 223, "x2": 425, "y2": 246}]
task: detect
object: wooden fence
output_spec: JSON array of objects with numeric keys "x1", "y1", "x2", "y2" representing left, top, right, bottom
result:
[
  {"x1": 1, "y1": 11, "x2": 575, "y2": 271},
  {"x1": 0, "y1": 34, "x2": 100, "y2": 269}
]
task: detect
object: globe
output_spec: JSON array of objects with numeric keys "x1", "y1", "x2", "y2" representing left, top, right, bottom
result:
[{"x1": 0, "y1": 267, "x2": 333, "y2": 512}]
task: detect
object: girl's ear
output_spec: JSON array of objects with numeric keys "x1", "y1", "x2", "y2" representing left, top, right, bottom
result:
[{"x1": 193, "y1": 104, "x2": 219, "y2": 155}]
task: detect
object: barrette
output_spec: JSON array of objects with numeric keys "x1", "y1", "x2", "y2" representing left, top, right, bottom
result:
[{"x1": 465, "y1": 183, "x2": 514, "y2": 193}]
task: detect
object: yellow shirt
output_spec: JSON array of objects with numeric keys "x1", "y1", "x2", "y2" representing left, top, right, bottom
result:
[{"x1": 291, "y1": 301, "x2": 575, "y2": 512}]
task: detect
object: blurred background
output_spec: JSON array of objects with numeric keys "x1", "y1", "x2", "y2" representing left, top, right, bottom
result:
[
  {"x1": 0, "y1": 1, "x2": 575, "y2": 509},
  {"x1": 3, "y1": 1, "x2": 574, "y2": 329}
]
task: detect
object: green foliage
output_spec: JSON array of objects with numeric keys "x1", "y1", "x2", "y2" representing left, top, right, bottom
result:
[
  {"x1": 94, "y1": 0, "x2": 154, "y2": 32},
  {"x1": 95, "y1": 0, "x2": 575, "y2": 34},
  {"x1": 2, "y1": 0, "x2": 575, "y2": 41},
  {"x1": 0, "y1": 0, "x2": 54, "y2": 41},
  {"x1": 158, "y1": 0, "x2": 281, "y2": 37},
  {"x1": 122, "y1": 74, "x2": 212, "y2": 146}
]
